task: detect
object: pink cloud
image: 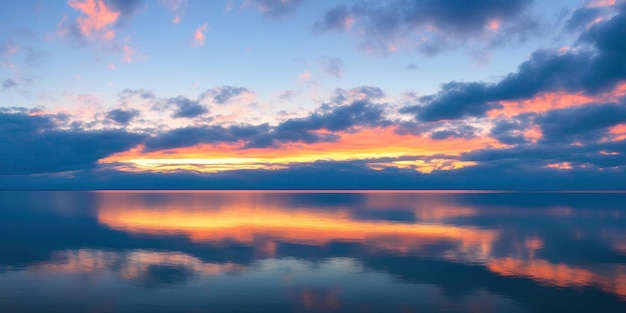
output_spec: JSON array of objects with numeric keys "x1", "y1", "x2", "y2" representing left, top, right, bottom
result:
[
  {"x1": 192, "y1": 23, "x2": 209, "y2": 46},
  {"x1": 159, "y1": 0, "x2": 187, "y2": 24},
  {"x1": 122, "y1": 44, "x2": 135, "y2": 62},
  {"x1": 299, "y1": 70, "x2": 311, "y2": 81},
  {"x1": 67, "y1": 0, "x2": 120, "y2": 41}
]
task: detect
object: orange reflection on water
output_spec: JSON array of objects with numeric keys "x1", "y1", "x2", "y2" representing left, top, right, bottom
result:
[
  {"x1": 96, "y1": 193, "x2": 498, "y2": 261},
  {"x1": 487, "y1": 257, "x2": 626, "y2": 298}
]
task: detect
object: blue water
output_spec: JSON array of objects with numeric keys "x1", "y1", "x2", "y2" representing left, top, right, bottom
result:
[{"x1": 1, "y1": 191, "x2": 626, "y2": 312}]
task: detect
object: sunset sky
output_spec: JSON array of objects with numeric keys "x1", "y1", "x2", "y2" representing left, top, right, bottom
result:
[{"x1": 1, "y1": 0, "x2": 626, "y2": 189}]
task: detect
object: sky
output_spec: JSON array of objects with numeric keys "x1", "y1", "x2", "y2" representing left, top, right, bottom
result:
[{"x1": 1, "y1": 0, "x2": 626, "y2": 190}]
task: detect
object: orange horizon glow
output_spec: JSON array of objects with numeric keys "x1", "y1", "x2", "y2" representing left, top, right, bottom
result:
[{"x1": 98, "y1": 126, "x2": 504, "y2": 173}]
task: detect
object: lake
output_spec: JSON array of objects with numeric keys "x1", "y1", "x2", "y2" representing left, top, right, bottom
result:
[{"x1": 1, "y1": 191, "x2": 625, "y2": 312}]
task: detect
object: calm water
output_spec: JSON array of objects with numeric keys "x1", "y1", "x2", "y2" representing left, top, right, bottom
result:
[{"x1": 1, "y1": 191, "x2": 626, "y2": 313}]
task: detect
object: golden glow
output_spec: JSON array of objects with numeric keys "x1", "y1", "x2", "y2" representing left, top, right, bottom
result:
[
  {"x1": 367, "y1": 159, "x2": 477, "y2": 173},
  {"x1": 98, "y1": 126, "x2": 503, "y2": 173}
]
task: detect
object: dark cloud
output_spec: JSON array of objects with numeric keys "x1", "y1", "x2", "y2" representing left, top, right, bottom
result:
[
  {"x1": 253, "y1": 0, "x2": 303, "y2": 18},
  {"x1": 2, "y1": 79, "x2": 17, "y2": 89},
  {"x1": 0, "y1": 111, "x2": 145, "y2": 175},
  {"x1": 199, "y1": 86, "x2": 253, "y2": 105},
  {"x1": 168, "y1": 96, "x2": 208, "y2": 118},
  {"x1": 461, "y1": 133, "x2": 626, "y2": 172},
  {"x1": 536, "y1": 102, "x2": 626, "y2": 143},
  {"x1": 489, "y1": 113, "x2": 535, "y2": 144},
  {"x1": 106, "y1": 108, "x2": 140, "y2": 124},
  {"x1": 564, "y1": 7, "x2": 603, "y2": 32},
  {"x1": 401, "y1": 5, "x2": 626, "y2": 121},
  {"x1": 331, "y1": 86, "x2": 385, "y2": 104},
  {"x1": 246, "y1": 100, "x2": 389, "y2": 148},
  {"x1": 314, "y1": 0, "x2": 538, "y2": 55},
  {"x1": 314, "y1": 4, "x2": 351, "y2": 31},
  {"x1": 143, "y1": 124, "x2": 269, "y2": 151},
  {"x1": 102, "y1": 0, "x2": 144, "y2": 27},
  {"x1": 319, "y1": 57, "x2": 343, "y2": 78},
  {"x1": 400, "y1": 82, "x2": 503, "y2": 121},
  {"x1": 430, "y1": 124, "x2": 479, "y2": 140}
]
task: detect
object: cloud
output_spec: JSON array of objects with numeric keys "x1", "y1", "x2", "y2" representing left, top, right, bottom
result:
[
  {"x1": 58, "y1": 0, "x2": 143, "y2": 62},
  {"x1": 106, "y1": 108, "x2": 139, "y2": 124},
  {"x1": 252, "y1": 0, "x2": 303, "y2": 18},
  {"x1": 168, "y1": 96, "x2": 208, "y2": 118},
  {"x1": 192, "y1": 22, "x2": 209, "y2": 46},
  {"x1": 331, "y1": 86, "x2": 385, "y2": 104},
  {"x1": 0, "y1": 111, "x2": 145, "y2": 174},
  {"x1": 314, "y1": 0, "x2": 539, "y2": 56},
  {"x1": 319, "y1": 57, "x2": 343, "y2": 78},
  {"x1": 564, "y1": 7, "x2": 604, "y2": 31},
  {"x1": 400, "y1": 5, "x2": 626, "y2": 121},
  {"x1": 143, "y1": 124, "x2": 268, "y2": 151},
  {"x1": 430, "y1": 124, "x2": 479, "y2": 140},
  {"x1": 2, "y1": 79, "x2": 17, "y2": 89},
  {"x1": 141, "y1": 99, "x2": 389, "y2": 150},
  {"x1": 535, "y1": 101, "x2": 626, "y2": 143},
  {"x1": 199, "y1": 86, "x2": 255, "y2": 105},
  {"x1": 245, "y1": 100, "x2": 389, "y2": 148},
  {"x1": 405, "y1": 63, "x2": 419, "y2": 71},
  {"x1": 488, "y1": 114, "x2": 535, "y2": 145},
  {"x1": 122, "y1": 44, "x2": 134, "y2": 62},
  {"x1": 401, "y1": 82, "x2": 503, "y2": 121},
  {"x1": 158, "y1": 0, "x2": 187, "y2": 24},
  {"x1": 299, "y1": 70, "x2": 311, "y2": 81},
  {"x1": 65, "y1": 0, "x2": 120, "y2": 41}
]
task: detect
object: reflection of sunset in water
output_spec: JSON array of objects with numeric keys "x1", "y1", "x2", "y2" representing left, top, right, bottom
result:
[
  {"x1": 96, "y1": 192, "x2": 497, "y2": 261},
  {"x1": 90, "y1": 192, "x2": 626, "y2": 300},
  {"x1": 488, "y1": 257, "x2": 626, "y2": 298}
]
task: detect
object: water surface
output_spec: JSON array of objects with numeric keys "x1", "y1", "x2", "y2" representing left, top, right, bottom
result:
[{"x1": 1, "y1": 191, "x2": 626, "y2": 312}]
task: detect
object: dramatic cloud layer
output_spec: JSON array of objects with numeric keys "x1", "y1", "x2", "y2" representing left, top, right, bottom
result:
[{"x1": 1, "y1": 0, "x2": 626, "y2": 189}]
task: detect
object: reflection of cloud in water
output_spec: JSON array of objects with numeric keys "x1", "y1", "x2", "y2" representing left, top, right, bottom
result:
[
  {"x1": 488, "y1": 257, "x2": 626, "y2": 299},
  {"x1": 92, "y1": 192, "x2": 626, "y2": 299},
  {"x1": 35, "y1": 249, "x2": 245, "y2": 287}
]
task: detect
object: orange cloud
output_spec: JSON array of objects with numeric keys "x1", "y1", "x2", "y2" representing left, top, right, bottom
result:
[
  {"x1": 67, "y1": 0, "x2": 120, "y2": 41},
  {"x1": 489, "y1": 83, "x2": 626, "y2": 118},
  {"x1": 98, "y1": 126, "x2": 504, "y2": 173}
]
